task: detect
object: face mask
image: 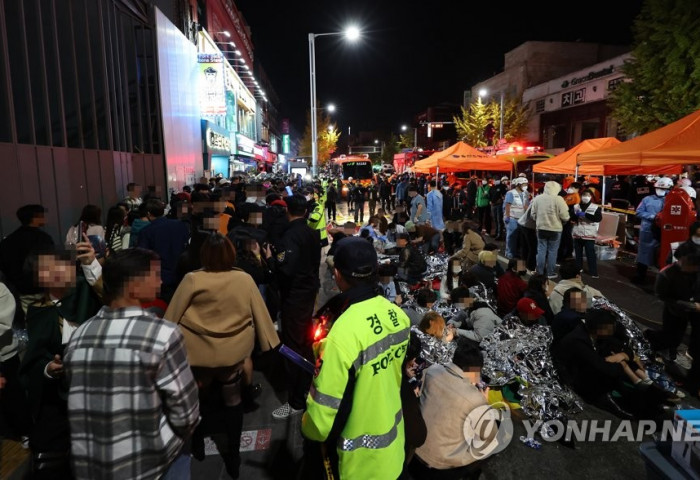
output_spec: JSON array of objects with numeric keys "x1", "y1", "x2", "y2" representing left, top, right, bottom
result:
[
  {"x1": 453, "y1": 266, "x2": 462, "y2": 274},
  {"x1": 581, "y1": 195, "x2": 592, "y2": 203},
  {"x1": 482, "y1": 181, "x2": 487, "y2": 186},
  {"x1": 305, "y1": 195, "x2": 312, "y2": 201},
  {"x1": 566, "y1": 188, "x2": 574, "y2": 194},
  {"x1": 655, "y1": 189, "x2": 667, "y2": 197},
  {"x1": 693, "y1": 236, "x2": 700, "y2": 245},
  {"x1": 245, "y1": 196, "x2": 257, "y2": 203},
  {"x1": 522, "y1": 186, "x2": 528, "y2": 192},
  {"x1": 494, "y1": 180, "x2": 500, "y2": 185}
]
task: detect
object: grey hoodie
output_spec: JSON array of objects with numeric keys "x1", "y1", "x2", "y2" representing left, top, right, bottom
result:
[{"x1": 530, "y1": 181, "x2": 570, "y2": 232}]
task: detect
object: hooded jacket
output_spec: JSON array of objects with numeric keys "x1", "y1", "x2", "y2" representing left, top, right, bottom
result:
[
  {"x1": 549, "y1": 277, "x2": 604, "y2": 315},
  {"x1": 530, "y1": 181, "x2": 570, "y2": 232}
]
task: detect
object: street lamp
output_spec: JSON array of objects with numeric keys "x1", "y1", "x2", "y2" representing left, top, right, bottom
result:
[
  {"x1": 309, "y1": 25, "x2": 361, "y2": 176},
  {"x1": 479, "y1": 88, "x2": 505, "y2": 141},
  {"x1": 327, "y1": 103, "x2": 336, "y2": 113},
  {"x1": 401, "y1": 124, "x2": 418, "y2": 149}
]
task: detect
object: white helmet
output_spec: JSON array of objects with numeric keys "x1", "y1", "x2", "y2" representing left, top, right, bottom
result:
[
  {"x1": 681, "y1": 185, "x2": 697, "y2": 199},
  {"x1": 655, "y1": 177, "x2": 674, "y2": 189},
  {"x1": 501, "y1": 176, "x2": 509, "y2": 182},
  {"x1": 680, "y1": 178, "x2": 692, "y2": 187},
  {"x1": 512, "y1": 177, "x2": 528, "y2": 186}
]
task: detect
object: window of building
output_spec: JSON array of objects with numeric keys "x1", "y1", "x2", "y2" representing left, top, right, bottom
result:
[{"x1": 535, "y1": 99, "x2": 545, "y2": 113}]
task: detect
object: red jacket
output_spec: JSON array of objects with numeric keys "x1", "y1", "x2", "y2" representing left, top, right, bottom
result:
[{"x1": 497, "y1": 271, "x2": 527, "y2": 315}]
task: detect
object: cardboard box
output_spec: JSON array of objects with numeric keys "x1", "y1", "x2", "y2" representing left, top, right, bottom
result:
[
  {"x1": 594, "y1": 244, "x2": 619, "y2": 261},
  {"x1": 671, "y1": 410, "x2": 700, "y2": 480}
]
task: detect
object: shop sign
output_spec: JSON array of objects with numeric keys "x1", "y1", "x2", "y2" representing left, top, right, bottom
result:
[
  {"x1": 270, "y1": 136, "x2": 278, "y2": 153},
  {"x1": 562, "y1": 87, "x2": 586, "y2": 108},
  {"x1": 254, "y1": 145, "x2": 265, "y2": 160},
  {"x1": 207, "y1": 128, "x2": 231, "y2": 155},
  {"x1": 199, "y1": 53, "x2": 226, "y2": 115},
  {"x1": 236, "y1": 133, "x2": 255, "y2": 157},
  {"x1": 608, "y1": 77, "x2": 625, "y2": 91},
  {"x1": 282, "y1": 134, "x2": 290, "y2": 154},
  {"x1": 561, "y1": 65, "x2": 614, "y2": 88}
]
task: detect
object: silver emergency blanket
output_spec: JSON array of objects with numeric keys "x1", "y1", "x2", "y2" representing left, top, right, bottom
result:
[
  {"x1": 591, "y1": 297, "x2": 652, "y2": 361},
  {"x1": 424, "y1": 253, "x2": 450, "y2": 278},
  {"x1": 480, "y1": 317, "x2": 583, "y2": 421},
  {"x1": 410, "y1": 325, "x2": 457, "y2": 366}
]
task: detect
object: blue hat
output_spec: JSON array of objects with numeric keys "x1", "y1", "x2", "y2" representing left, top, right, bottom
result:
[{"x1": 333, "y1": 237, "x2": 377, "y2": 279}]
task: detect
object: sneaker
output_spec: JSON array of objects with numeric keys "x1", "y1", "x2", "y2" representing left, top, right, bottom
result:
[
  {"x1": 21, "y1": 436, "x2": 29, "y2": 449},
  {"x1": 547, "y1": 274, "x2": 558, "y2": 280},
  {"x1": 640, "y1": 378, "x2": 654, "y2": 386},
  {"x1": 272, "y1": 402, "x2": 303, "y2": 419},
  {"x1": 590, "y1": 275, "x2": 600, "y2": 279},
  {"x1": 675, "y1": 355, "x2": 693, "y2": 370}
]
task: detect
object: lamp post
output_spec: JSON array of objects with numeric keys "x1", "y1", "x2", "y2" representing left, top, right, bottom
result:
[
  {"x1": 308, "y1": 26, "x2": 360, "y2": 176},
  {"x1": 402, "y1": 124, "x2": 418, "y2": 149}
]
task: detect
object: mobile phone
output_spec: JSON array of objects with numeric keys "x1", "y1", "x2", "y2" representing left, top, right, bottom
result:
[
  {"x1": 279, "y1": 344, "x2": 316, "y2": 375},
  {"x1": 285, "y1": 186, "x2": 294, "y2": 196},
  {"x1": 78, "y1": 221, "x2": 85, "y2": 241}
]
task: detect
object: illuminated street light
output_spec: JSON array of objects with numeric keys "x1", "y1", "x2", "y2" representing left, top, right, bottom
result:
[
  {"x1": 328, "y1": 103, "x2": 336, "y2": 113},
  {"x1": 478, "y1": 88, "x2": 504, "y2": 140},
  {"x1": 308, "y1": 26, "x2": 362, "y2": 176},
  {"x1": 401, "y1": 125, "x2": 407, "y2": 132}
]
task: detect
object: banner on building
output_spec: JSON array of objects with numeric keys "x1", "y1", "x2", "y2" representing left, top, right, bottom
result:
[{"x1": 198, "y1": 53, "x2": 226, "y2": 115}]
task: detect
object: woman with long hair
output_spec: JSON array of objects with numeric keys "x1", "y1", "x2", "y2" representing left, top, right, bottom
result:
[
  {"x1": 164, "y1": 233, "x2": 279, "y2": 478},
  {"x1": 104, "y1": 205, "x2": 130, "y2": 255},
  {"x1": 65, "y1": 204, "x2": 105, "y2": 247}
]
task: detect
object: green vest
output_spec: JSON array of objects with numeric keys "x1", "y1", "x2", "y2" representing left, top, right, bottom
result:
[
  {"x1": 308, "y1": 192, "x2": 328, "y2": 242},
  {"x1": 302, "y1": 295, "x2": 410, "y2": 479}
]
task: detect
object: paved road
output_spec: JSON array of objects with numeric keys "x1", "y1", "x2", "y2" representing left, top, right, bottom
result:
[{"x1": 4, "y1": 202, "x2": 693, "y2": 479}]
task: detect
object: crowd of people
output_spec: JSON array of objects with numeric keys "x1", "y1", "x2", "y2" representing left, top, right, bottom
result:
[{"x1": 0, "y1": 167, "x2": 697, "y2": 479}]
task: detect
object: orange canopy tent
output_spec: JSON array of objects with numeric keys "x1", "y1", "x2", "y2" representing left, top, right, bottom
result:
[
  {"x1": 532, "y1": 137, "x2": 681, "y2": 175},
  {"x1": 412, "y1": 141, "x2": 512, "y2": 173},
  {"x1": 577, "y1": 108, "x2": 700, "y2": 171}
]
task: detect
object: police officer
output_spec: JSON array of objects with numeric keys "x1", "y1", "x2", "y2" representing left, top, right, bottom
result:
[
  {"x1": 266, "y1": 194, "x2": 322, "y2": 419},
  {"x1": 302, "y1": 237, "x2": 410, "y2": 479},
  {"x1": 633, "y1": 177, "x2": 673, "y2": 284},
  {"x1": 307, "y1": 186, "x2": 329, "y2": 249}
]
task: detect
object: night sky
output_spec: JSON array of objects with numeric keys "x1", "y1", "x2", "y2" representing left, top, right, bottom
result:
[{"x1": 236, "y1": 0, "x2": 644, "y2": 135}]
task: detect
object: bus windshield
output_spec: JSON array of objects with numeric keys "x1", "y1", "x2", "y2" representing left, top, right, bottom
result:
[{"x1": 341, "y1": 161, "x2": 373, "y2": 180}]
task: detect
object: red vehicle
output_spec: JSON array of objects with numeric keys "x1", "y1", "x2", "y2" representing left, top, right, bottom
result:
[{"x1": 393, "y1": 149, "x2": 435, "y2": 174}]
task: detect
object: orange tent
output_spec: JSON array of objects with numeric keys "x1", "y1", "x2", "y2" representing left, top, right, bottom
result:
[
  {"x1": 577, "y1": 109, "x2": 700, "y2": 170},
  {"x1": 413, "y1": 141, "x2": 512, "y2": 173},
  {"x1": 533, "y1": 137, "x2": 681, "y2": 175}
]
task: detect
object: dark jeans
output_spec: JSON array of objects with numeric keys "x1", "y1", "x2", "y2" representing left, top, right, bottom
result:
[
  {"x1": 326, "y1": 201, "x2": 336, "y2": 222},
  {"x1": 520, "y1": 226, "x2": 537, "y2": 271},
  {"x1": 0, "y1": 354, "x2": 32, "y2": 439},
  {"x1": 354, "y1": 201, "x2": 365, "y2": 223},
  {"x1": 280, "y1": 296, "x2": 316, "y2": 409},
  {"x1": 368, "y1": 199, "x2": 377, "y2": 217},
  {"x1": 491, "y1": 203, "x2": 504, "y2": 238},
  {"x1": 381, "y1": 197, "x2": 391, "y2": 211},
  {"x1": 558, "y1": 222, "x2": 574, "y2": 261},
  {"x1": 477, "y1": 206, "x2": 491, "y2": 233},
  {"x1": 574, "y1": 238, "x2": 598, "y2": 276}
]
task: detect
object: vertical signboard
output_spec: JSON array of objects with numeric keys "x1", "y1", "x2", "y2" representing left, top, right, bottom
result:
[{"x1": 198, "y1": 53, "x2": 226, "y2": 116}]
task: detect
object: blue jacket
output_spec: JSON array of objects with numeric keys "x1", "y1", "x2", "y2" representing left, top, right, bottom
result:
[{"x1": 137, "y1": 217, "x2": 190, "y2": 286}]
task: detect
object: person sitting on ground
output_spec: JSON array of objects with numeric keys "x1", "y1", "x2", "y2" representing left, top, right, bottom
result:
[
  {"x1": 523, "y1": 274, "x2": 555, "y2": 325},
  {"x1": 402, "y1": 288, "x2": 437, "y2": 326},
  {"x1": 411, "y1": 311, "x2": 456, "y2": 366},
  {"x1": 448, "y1": 286, "x2": 502, "y2": 344},
  {"x1": 468, "y1": 250, "x2": 499, "y2": 293},
  {"x1": 497, "y1": 258, "x2": 528, "y2": 316},
  {"x1": 442, "y1": 220, "x2": 462, "y2": 256},
  {"x1": 551, "y1": 287, "x2": 587, "y2": 349},
  {"x1": 513, "y1": 297, "x2": 547, "y2": 326},
  {"x1": 410, "y1": 337, "x2": 503, "y2": 480},
  {"x1": 397, "y1": 232, "x2": 428, "y2": 284},
  {"x1": 378, "y1": 263, "x2": 402, "y2": 305},
  {"x1": 482, "y1": 243, "x2": 505, "y2": 277},
  {"x1": 549, "y1": 259, "x2": 604, "y2": 315},
  {"x1": 450, "y1": 221, "x2": 485, "y2": 270},
  {"x1": 554, "y1": 308, "x2": 669, "y2": 419},
  {"x1": 405, "y1": 221, "x2": 441, "y2": 255},
  {"x1": 439, "y1": 257, "x2": 463, "y2": 302}
]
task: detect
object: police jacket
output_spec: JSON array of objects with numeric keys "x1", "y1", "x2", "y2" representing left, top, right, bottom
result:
[
  {"x1": 271, "y1": 218, "x2": 320, "y2": 300},
  {"x1": 302, "y1": 284, "x2": 410, "y2": 479},
  {"x1": 308, "y1": 192, "x2": 329, "y2": 247}
]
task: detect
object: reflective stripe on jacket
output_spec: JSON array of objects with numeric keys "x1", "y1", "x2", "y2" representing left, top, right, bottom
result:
[{"x1": 302, "y1": 295, "x2": 410, "y2": 479}]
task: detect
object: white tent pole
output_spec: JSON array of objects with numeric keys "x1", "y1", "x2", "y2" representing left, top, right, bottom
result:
[
  {"x1": 575, "y1": 165, "x2": 579, "y2": 181},
  {"x1": 602, "y1": 175, "x2": 606, "y2": 206}
]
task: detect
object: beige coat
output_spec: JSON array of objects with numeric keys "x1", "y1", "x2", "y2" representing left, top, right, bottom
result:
[
  {"x1": 451, "y1": 229, "x2": 485, "y2": 267},
  {"x1": 165, "y1": 269, "x2": 280, "y2": 368}
]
